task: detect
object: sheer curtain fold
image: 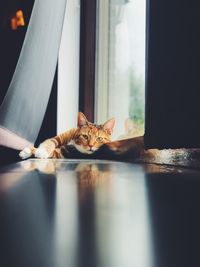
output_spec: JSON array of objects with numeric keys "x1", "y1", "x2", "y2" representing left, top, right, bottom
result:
[{"x1": 0, "y1": 0, "x2": 67, "y2": 150}]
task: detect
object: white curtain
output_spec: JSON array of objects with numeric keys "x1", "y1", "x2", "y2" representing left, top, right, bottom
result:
[{"x1": 0, "y1": 0, "x2": 67, "y2": 150}]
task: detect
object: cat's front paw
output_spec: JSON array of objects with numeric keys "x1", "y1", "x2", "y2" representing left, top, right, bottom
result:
[
  {"x1": 35, "y1": 147, "x2": 50, "y2": 159},
  {"x1": 19, "y1": 147, "x2": 32, "y2": 159}
]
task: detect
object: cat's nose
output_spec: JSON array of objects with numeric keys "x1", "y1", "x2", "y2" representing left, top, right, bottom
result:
[{"x1": 88, "y1": 144, "x2": 93, "y2": 148}]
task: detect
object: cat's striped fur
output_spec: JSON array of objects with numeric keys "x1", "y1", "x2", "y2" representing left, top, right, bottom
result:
[{"x1": 19, "y1": 112, "x2": 115, "y2": 159}]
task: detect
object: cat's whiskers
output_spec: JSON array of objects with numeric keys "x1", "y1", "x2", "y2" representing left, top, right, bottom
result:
[{"x1": 88, "y1": 146, "x2": 98, "y2": 152}]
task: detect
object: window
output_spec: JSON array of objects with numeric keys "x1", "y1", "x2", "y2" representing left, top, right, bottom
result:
[{"x1": 95, "y1": 0, "x2": 146, "y2": 140}]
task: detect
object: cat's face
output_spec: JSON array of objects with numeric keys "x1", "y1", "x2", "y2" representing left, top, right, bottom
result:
[
  {"x1": 71, "y1": 113, "x2": 115, "y2": 154},
  {"x1": 73, "y1": 125, "x2": 111, "y2": 154}
]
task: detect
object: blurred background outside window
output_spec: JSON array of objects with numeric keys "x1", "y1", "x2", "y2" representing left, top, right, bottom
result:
[{"x1": 95, "y1": 0, "x2": 146, "y2": 140}]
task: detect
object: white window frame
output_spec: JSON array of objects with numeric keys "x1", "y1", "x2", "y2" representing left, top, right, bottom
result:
[
  {"x1": 95, "y1": 0, "x2": 110, "y2": 124},
  {"x1": 57, "y1": 0, "x2": 80, "y2": 133}
]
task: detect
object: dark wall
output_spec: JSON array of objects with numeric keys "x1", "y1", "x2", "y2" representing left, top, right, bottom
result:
[
  {"x1": 0, "y1": 0, "x2": 34, "y2": 104},
  {"x1": 145, "y1": 0, "x2": 200, "y2": 149}
]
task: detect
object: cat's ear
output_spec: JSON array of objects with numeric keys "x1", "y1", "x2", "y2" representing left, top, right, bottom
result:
[
  {"x1": 103, "y1": 118, "x2": 115, "y2": 135},
  {"x1": 77, "y1": 112, "x2": 89, "y2": 127}
]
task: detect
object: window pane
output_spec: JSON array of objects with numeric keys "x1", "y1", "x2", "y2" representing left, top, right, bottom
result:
[{"x1": 96, "y1": 0, "x2": 146, "y2": 140}]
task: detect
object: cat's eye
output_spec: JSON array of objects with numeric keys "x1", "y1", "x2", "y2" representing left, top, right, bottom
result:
[
  {"x1": 82, "y1": 134, "x2": 88, "y2": 140},
  {"x1": 97, "y1": 137, "x2": 103, "y2": 142}
]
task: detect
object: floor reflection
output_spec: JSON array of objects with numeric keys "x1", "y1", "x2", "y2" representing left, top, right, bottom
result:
[
  {"x1": 94, "y1": 167, "x2": 153, "y2": 267},
  {"x1": 0, "y1": 170, "x2": 56, "y2": 267},
  {"x1": 0, "y1": 159, "x2": 154, "y2": 267},
  {"x1": 147, "y1": 172, "x2": 200, "y2": 267},
  {"x1": 0, "y1": 163, "x2": 29, "y2": 192}
]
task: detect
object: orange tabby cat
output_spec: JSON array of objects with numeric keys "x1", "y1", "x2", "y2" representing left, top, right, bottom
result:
[{"x1": 19, "y1": 112, "x2": 115, "y2": 159}]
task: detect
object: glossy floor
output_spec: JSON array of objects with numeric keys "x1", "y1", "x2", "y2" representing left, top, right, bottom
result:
[{"x1": 0, "y1": 159, "x2": 200, "y2": 267}]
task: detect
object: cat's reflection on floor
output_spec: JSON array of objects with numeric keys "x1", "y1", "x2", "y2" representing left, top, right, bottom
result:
[
  {"x1": 21, "y1": 160, "x2": 112, "y2": 190},
  {"x1": 21, "y1": 159, "x2": 61, "y2": 174},
  {"x1": 75, "y1": 163, "x2": 112, "y2": 201}
]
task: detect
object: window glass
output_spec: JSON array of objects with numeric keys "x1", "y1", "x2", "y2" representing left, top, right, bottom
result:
[{"x1": 96, "y1": 0, "x2": 146, "y2": 140}]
